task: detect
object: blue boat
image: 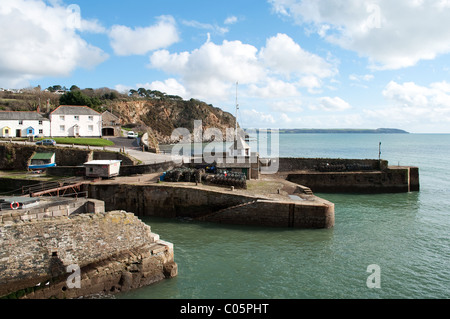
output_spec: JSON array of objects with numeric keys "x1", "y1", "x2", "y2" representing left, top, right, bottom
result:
[{"x1": 28, "y1": 152, "x2": 56, "y2": 170}]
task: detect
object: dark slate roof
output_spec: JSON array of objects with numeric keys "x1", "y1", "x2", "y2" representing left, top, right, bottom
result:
[
  {"x1": 51, "y1": 105, "x2": 100, "y2": 116},
  {"x1": 0, "y1": 111, "x2": 49, "y2": 121}
]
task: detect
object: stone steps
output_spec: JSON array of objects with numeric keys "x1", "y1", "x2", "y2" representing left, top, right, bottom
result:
[{"x1": 196, "y1": 200, "x2": 259, "y2": 221}]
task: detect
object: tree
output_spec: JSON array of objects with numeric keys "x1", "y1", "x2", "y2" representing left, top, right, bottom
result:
[
  {"x1": 70, "y1": 85, "x2": 80, "y2": 91},
  {"x1": 59, "y1": 91, "x2": 102, "y2": 110}
]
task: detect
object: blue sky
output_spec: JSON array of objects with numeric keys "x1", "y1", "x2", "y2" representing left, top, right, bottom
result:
[{"x1": 2, "y1": 0, "x2": 450, "y2": 133}]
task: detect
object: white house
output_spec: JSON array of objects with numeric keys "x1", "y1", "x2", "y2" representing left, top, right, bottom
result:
[
  {"x1": 50, "y1": 105, "x2": 102, "y2": 138},
  {"x1": 0, "y1": 111, "x2": 50, "y2": 138},
  {"x1": 228, "y1": 136, "x2": 251, "y2": 157}
]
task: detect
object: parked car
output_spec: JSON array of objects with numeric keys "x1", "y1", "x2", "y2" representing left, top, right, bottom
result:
[
  {"x1": 36, "y1": 139, "x2": 56, "y2": 146},
  {"x1": 127, "y1": 131, "x2": 138, "y2": 139}
]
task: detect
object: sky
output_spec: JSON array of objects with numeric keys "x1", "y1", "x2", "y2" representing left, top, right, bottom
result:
[{"x1": 2, "y1": 0, "x2": 450, "y2": 133}]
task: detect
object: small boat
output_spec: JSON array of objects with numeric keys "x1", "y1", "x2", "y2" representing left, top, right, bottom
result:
[{"x1": 28, "y1": 152, "x2": 56, "y2": 171}]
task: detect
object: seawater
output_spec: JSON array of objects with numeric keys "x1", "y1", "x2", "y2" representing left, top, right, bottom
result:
[{"x1": 117, "y1": 134, "x2": 450, "y2": 299}]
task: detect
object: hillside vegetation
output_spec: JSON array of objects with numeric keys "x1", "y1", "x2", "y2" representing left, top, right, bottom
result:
[{"x1": 0, "y1": 86, "x2": 236, "y2": 143}]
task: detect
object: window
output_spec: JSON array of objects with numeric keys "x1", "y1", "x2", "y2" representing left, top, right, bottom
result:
[
  {"x1": 88, "y1": 125, "x2": 94, "y2": 132},
  {"x1": 60, "y1": 116, "x2": 65, "y2": 121},
  {"x1": 28, "y1": 129, "x2": 33, "y2": 135},
  {"x1": 19, "y1": 120, "x2": 23, "y2": 125},
  {"x1": 39, "y1": 120, "x2": 43, "y2": 125},
  {"x1": 74, "y1": 116, "x2": 80, "y2": 121},
  {"x1": 88, "y1": 116, "x2": 94, "y2": 121},
  {"x1": 5, "y1": 129, "x2": 9, "y2": 134},
  {"x1": 39, "y1": 129, "x2": 43, "y2": 134},
  {"x1": 60, "y1": 125, "x2": 65, "y2": 132}
]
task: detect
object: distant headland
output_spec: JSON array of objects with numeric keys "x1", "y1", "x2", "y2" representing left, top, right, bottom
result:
[{"x1": 278, "y1": 128, "x2": 409, "y2": 134}]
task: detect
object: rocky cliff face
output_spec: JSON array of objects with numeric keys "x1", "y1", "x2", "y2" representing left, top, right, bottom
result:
[{"x1": 112, "y1": 98, "x2": 236, "y2": 144}]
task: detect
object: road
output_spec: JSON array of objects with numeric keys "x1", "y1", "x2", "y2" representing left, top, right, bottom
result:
[{"x1": 0, "y1": 139, "x2": 186, "y2": 165}]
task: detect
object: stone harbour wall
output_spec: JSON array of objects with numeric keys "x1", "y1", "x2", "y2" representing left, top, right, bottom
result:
[
  {"x1": 0, "y1": 210, "x2": 177, "y2": 299},
  {"x1": 88, "y1": 183, "x2": 334, "y2": 229}
]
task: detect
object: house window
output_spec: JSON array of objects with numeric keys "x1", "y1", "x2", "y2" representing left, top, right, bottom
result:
[
  {"x1": 28, "y1": 129, "x2": 33, "y2": 135},
  {"x1": 74, "y1": 116, "x2": 80, "y2": 121},
  {"x1": 19, "y1": 120, "x2": 23, "y2": 125},
  {"x1": 5, "y1": 129, "x2": 9, "y2": 134},
  {"x1": 39, "y1": 120, "x2": 43, "y2": 125},
  {"x1": 39, "y1": 129, "x2": 43, "y2": 134},
  {"x1": 88, "y1": 125, "x2": 94, "y2": 132},
  {"x1": 60, "y1": 116, "x2": 65, "y2": 121},
  {"x1": 88, "y1": 116, "x2": 94, "y2": 121},
  {"x1": 60, "y1": 125, "x2": 65, "y2": 132}
]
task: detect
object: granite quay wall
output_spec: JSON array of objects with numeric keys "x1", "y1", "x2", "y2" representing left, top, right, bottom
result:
[
  {"x1": 0, "y1": 208, "x2": 176, "y2": 299},
  {"x1": 287, "y1": 166, "x2": 420, "y2": 193},
  {"x1": 275, "y1": 157, "x2": 389, "y2": 172},
  {"x1": 88, "y1": 183, "x2": 334, "y2": 229}
]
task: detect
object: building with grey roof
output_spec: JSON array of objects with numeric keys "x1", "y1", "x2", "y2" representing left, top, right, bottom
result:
[{"x1": 0, "y1": 111, "x2": 50, "y2": 138}]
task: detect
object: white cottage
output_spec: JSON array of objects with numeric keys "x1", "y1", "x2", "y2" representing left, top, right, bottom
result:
[
  {"x1": 50, "y1": 105, "x2": 102, "y2": 137},
  {"x1": 0, "y1": 111, "x2": 50, "y2": 138}
]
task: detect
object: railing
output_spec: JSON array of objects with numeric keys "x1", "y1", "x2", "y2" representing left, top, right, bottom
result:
[{"x1": 21, "y1": 177, "x2": 86, "y2": 196}]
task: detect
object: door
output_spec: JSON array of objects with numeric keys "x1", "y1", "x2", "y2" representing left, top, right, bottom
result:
[{"x1": 16, "y1": 129, "x2": 21, "y2": 137}]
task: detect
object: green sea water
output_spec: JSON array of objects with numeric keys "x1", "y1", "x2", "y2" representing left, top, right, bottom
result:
[{"x1": 118, "y1": 134, "x2": 450, "y2": 299}]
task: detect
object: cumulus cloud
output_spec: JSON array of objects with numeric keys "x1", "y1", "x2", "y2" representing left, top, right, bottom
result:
[
  {"x1": 260, "y1": 33, "x2": 336, "y2": 78},
  {"x1": 314, "y1": 97, "x2": 352, "y2": 112},
  {"x1": 383, "y1": 81, "x2": 450, "y2": 109},
  {"x1": 148, "y1": 33, "x2": 336, "y2": 103},
  {"x1": 109, "y1": 15, "x2": 179, "y2": 56},
  {"x1": 358, "y1": 80, "x2": 450, "y2": 132},
  {"x1": 0, "y1": 0, "x2": 108, "y2": 88},
  {"x1": 269, "y1": 0, "x2": 450, "y2": 69},
  {"x1": 149, "y1": 39, "x2": 265, "y2": 101}
]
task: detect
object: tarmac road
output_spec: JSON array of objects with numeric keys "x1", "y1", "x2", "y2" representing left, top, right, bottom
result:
[{"x1": 0, "y1": 139, "x2": 186, "y2": 165}]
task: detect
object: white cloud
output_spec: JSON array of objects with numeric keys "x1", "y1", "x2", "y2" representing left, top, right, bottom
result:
[
  {"x1": 349, "y1": 74, "x2": 374, "y2": 82},
  {"x1": 269, "y1": 0, "x2": 450, "y2": 69},
  {"x1": 182, "y1": 20, "x2": 229, "y2": 35},
  {"x1": 149, "y1": 34, "x2": 335, "y2": 103},
  {"x1": 0, "y1": 0, "x2": 108, "y2": 88},
  {"x1": 314, "y1": 96, "x2": 352, "y2": 112},
  {"x1": 224, "y1": 16, "x2": 238, "y2": 25},
  {"x1": 358, "y1": 80, "x2": 450, "y2": 132},
  {"x1": 109, "y1": 15, "x2": 179, "y2": 56},
  {"x1": 248, "y1": 78, "x2": 300, "y2": 99},
  {"x1": 241, "y1": 109, "x2": 276, "y2": 126},
  {"x1": 383, "y1": 80, "x2": 450, "y2": 108},
  {"x1": 149, "y1": 39, "x2": 265, "y2": 102},
  {"x1": 260, "y1": 33, "x2": 336, "y2": 78}
]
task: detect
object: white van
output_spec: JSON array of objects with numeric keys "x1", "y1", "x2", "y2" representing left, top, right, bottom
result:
[{"x1": 127, "y1": 131, "x2": 138, "y2": 139}]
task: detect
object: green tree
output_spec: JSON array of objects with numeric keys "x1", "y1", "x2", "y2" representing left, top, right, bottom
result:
[
  {"x1": 60, "y1": 91, "x2": 102, "y2": 110},
  {"x1": 70, "y1": 85, "x2": 80, "y2": 91}
]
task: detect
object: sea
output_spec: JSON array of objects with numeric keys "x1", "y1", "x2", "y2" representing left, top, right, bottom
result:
[{"x1": 116, "y1": 133, "x2": 450, "y2": 299}]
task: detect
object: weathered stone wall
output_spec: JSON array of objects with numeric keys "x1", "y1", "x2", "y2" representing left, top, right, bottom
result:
[
  {"x1": 274, "y1": 157, "x2": 388, "y2": 172},
  {"x1": 0, "y1": 144, "x2": 137, "y2": 170},
  {"x1": 287, "y1": 166, "x2": 419, "y2": 193},
  {"x1": 88, "y1": 183, "x2": 334, "y2": 229},
  {"x1": 0, "y1": 209, "x2": 176, "y2": 299},
  {"x1": 198, "y1": 199, "x2": 334, "y2": 229},
  {"x1": 119, "y1": 161, "x2": 180, "y2": 177}
]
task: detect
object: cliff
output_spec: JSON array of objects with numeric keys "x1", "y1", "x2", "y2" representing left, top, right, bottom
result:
[{"x1": 112, "y1": 98, "x2": 236, "y2": 144}]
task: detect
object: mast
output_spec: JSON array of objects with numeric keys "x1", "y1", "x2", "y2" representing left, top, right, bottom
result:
[{"x1": 235, "y1": 81, "x2": 239, "y2": 141}]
